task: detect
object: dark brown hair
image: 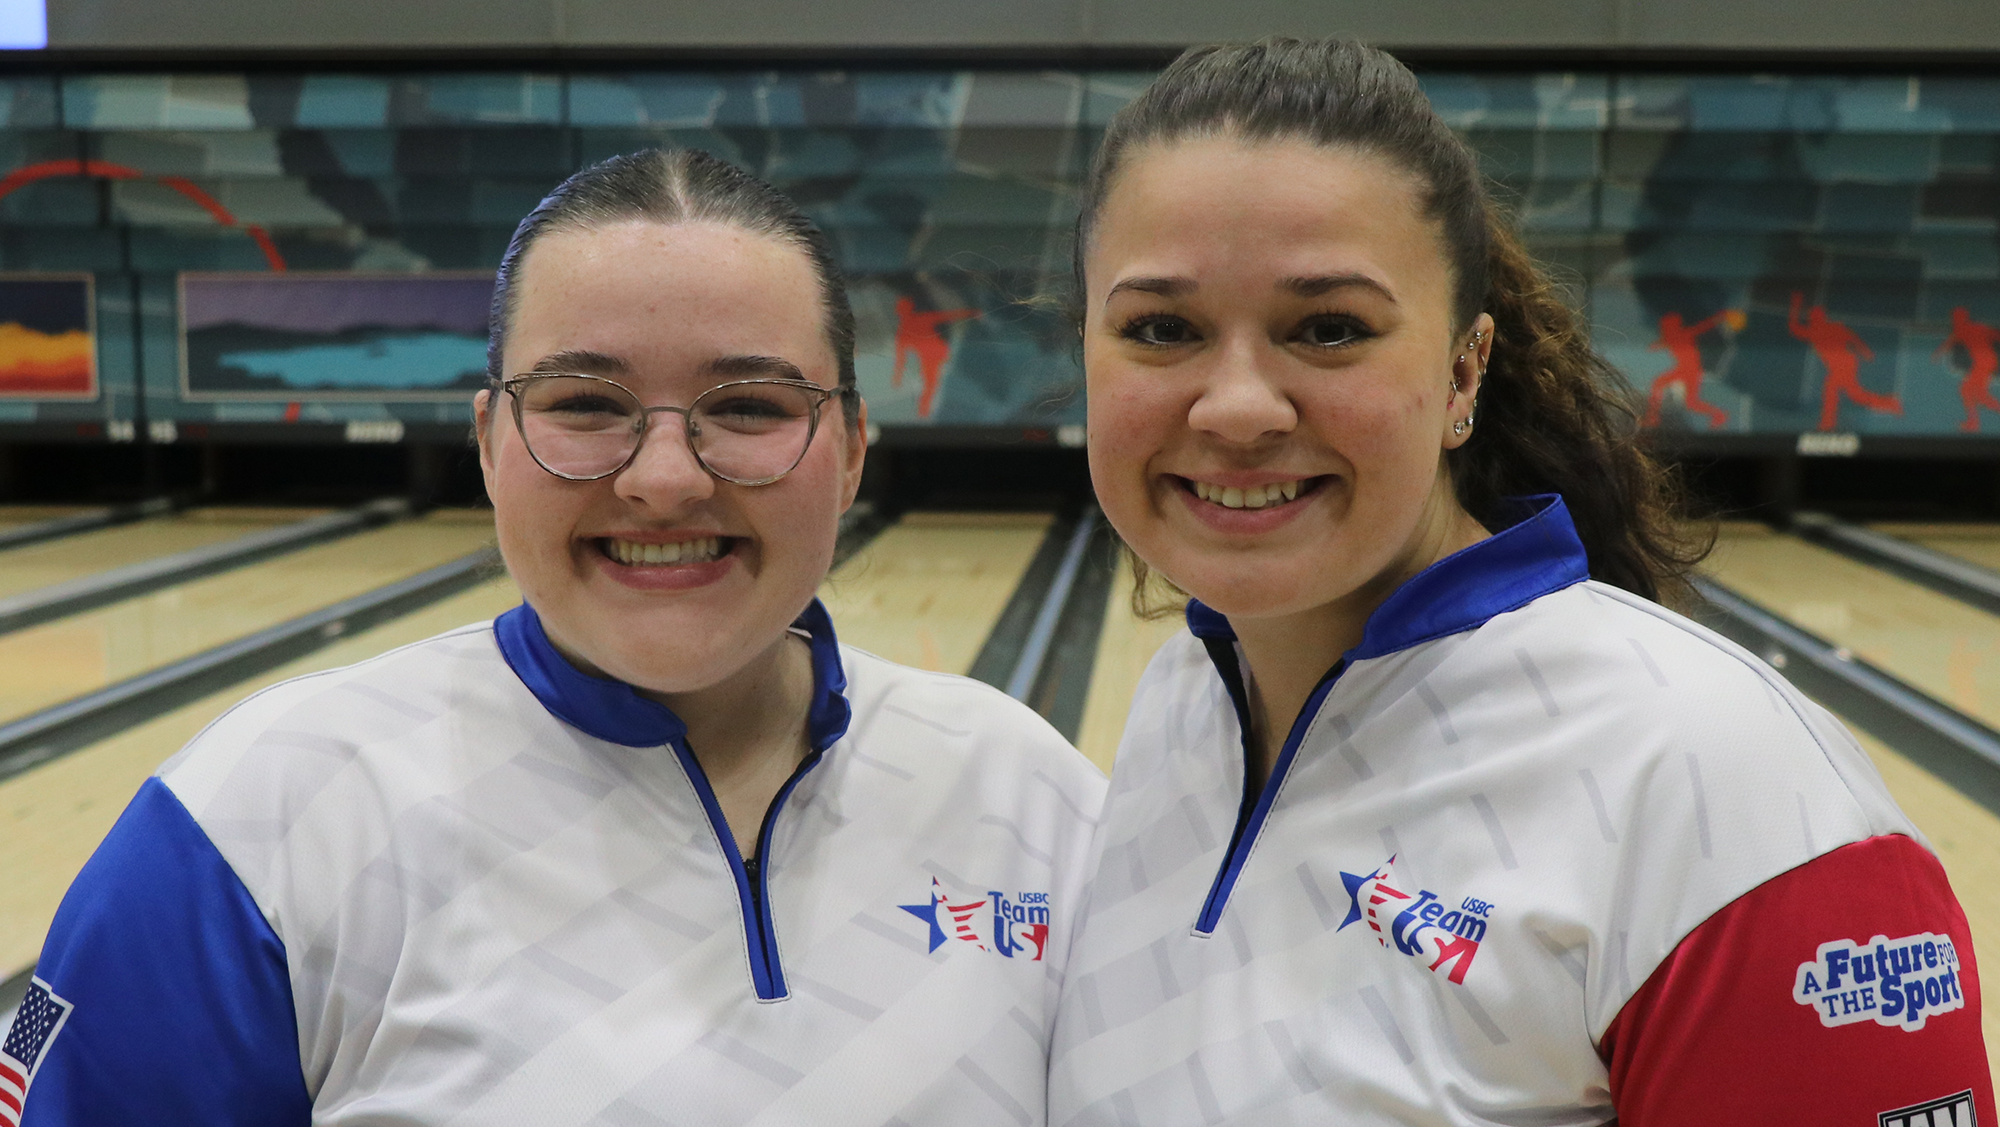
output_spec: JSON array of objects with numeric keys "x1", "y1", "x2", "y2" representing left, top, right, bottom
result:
[
  {"x1": 486, "y1": 148, "x2": 857, "y2": 425},
  {"x1": 1078, "y1": 37, "x2": 1709, "y2": 608}
]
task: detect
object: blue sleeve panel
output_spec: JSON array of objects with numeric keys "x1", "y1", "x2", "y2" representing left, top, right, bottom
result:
[{"x1": 22, "y1": 776, "x2": 311, "y2": 1126}]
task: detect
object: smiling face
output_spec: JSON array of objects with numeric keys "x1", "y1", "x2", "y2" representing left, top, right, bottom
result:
[
  {"x1": 1084, "y1": 135, "x2": 1490, "y2": 629},
  {"x1": 478, "y1": 218, "x2": 863, "y2": 693}
]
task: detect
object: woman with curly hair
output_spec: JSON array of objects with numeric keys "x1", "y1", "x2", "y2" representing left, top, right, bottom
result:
[{"x1": 1048, "y1": 38, "x2": 1991, "y2": 1126}]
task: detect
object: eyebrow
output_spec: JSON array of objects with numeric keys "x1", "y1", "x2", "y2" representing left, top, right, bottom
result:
[
  {"x1": 1106, "y1": 276, "x2": 1193, "y2": 302},
  {"x1": 1105, "y1": 272, "x2": 1399, "y2": 305},
  {"x1": 1283, "y1": 273, "x2": 1398, "y2": 303},
  {"x1": 531, "y1": 349, "x2": 628, "y2": 376},
  {"x1": 703, "y1": 354, "x2": 806, "y2": 381}
]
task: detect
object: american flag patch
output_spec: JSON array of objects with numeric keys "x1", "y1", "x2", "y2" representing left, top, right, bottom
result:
[
  {"x1": 1881, "y1": 1089, "x2": 1977, "y2": 1127},
  {"x1": 0, "y1": 978, "x2": 73, "y2": 1127}
]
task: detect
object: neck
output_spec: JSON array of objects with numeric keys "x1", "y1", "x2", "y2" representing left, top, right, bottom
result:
[
  {"x1": 547, "y1": 623, "x2": 818, "y2": 859},
  {"x1": 1230, "y1": 480, "x2": 1488, "y2": 787}
]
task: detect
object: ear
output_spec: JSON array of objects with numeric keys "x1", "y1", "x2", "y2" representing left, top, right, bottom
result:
[
  {"x1": 473, "y1": 388, "x2": 500, "y2": 490},
  {"x1": 1444, "y1": 312, "x2": 1495, "y2": 451},
  {"x1": 838, "y1": 394, "x2": 869, "y2": 511}
]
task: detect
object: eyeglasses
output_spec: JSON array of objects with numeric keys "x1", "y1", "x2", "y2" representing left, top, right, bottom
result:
[{"x1": 500, "y1": 373, "x2": 854, "y2": 486}]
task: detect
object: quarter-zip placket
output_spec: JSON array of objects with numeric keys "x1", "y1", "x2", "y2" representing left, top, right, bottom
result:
[
  {"x1": 667, "y1": 738, "x2": 828, "y2": 1001},
  {"x1": 1191, "y1": 639, "x2": 1344, "y2": 936}
]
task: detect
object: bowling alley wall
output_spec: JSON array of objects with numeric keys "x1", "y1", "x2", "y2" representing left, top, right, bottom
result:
[{"x1": 0, "y1": 67, "x2": 1994, "y2": 490}]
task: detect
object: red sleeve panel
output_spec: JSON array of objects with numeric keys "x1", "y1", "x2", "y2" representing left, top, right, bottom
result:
[{"x1": 1601, "y1": 834, "x2": 1994, "y2": 1127}]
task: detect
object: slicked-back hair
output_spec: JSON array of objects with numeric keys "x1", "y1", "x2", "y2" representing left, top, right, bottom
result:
[
  {"x1": 1079, "y1": 37, "x2": 1709, "y2": 607},
  {"x1": 486, "y1": 148, "x2": 857, "y2": 423}
]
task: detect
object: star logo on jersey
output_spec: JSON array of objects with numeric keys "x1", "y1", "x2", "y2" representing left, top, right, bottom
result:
[
  {"x1": 899, "y1": 878, "x2": 1050, "y2": 959},
  {"x1": 1338, "y1": 856, "x2": 1494, "y2": 985}
]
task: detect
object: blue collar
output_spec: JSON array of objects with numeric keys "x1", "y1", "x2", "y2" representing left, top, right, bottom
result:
[
  {"x1": 494, "y1": 598, "x2": 854, "y2": 751},
  {"x1": 1186, "y1": 494, "x2": 1590, "y2": 661}
]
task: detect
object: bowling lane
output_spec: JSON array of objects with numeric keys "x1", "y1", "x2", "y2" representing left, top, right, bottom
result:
[
  {"x1": 1705, "y1": 523, "x2": 2000, "y2": 730},
  {"x1": 0, "y1": 506, "x2": 328, "y2": 601},
  {"x1": 0, "y1": 573, "x2": 523, "y2": 982},
  {"x1": 1075, "y1": 552, "x2": 1186, "y2": 774},
  {"x1": 0, "y1": 509, "x2": 496, "y2": 726},
  {"x1": 0, "y1": 506, "x2": 93, "y2": 534},
  {"x1": 1870, "y1": 522, "x2": 2000, "y2": 574},
  {"x1": 1839, "y1": 718, "x2": 2000, "y2": 1065},
  {"x1": 819, "y1": 511, "x2": 1052, "y2": 675}
]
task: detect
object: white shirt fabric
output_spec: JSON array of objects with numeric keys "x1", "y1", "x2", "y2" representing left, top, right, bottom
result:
[
  {"x1": 24, "y1": 599, "x2": 1105, "y2": 1127},
  {"x1": 1046, "y1": 496, "x2": 1920, "y2": 1126}
]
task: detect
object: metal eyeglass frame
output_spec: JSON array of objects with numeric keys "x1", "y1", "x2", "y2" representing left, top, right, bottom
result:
[{"x1": 500, "y1": 372, "x2": 856, "y2": 487}]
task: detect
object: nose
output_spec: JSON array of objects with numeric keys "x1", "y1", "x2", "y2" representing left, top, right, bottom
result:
[
  {"x1": 1184, "y1": 338, "x2": 1297, "y2": 444},
  {"x1": 611, "y1": 408, "x2": 717, "y2": 509}
]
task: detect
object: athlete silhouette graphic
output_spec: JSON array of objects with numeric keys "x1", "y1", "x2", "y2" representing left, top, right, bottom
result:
[
  {"x1": 1641, "y1": 309, "x2": 1741, "y2": 429},
  {"x1": 893, "y1": 296, "x2": 979, "y2": 419},
  {"x1": 1935, "y1": 306, "x2": 2000, "y2": 433},
  {"x1": 1790, "y1": 292, "x2": 1902, "y2": 431}
]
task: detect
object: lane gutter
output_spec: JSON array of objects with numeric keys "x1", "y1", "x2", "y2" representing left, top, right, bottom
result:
[
  {"x1": 1693, "y1": 575, "x2": 2000, "y2": 817},
  {"x1": 0, "y1": 546, "x2": 502, "y2": 785},
  {"x1": 0, "y1": 497, "x2": 174, "y2": 553},
  {"x1": 0, "y1": 497, "x2": 413, "y2": 637},
  {"x1": 1790, "y1": 511, "x2": 2000, "y2": 619}
]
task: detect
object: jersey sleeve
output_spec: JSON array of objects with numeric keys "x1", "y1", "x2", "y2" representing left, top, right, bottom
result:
[
  {"x1": 1600, "y1": 834, "x2": 1995, "y2": 1127},
  {"x1": 13, "y1": 776, "x2": 310, "y2": 1126}
]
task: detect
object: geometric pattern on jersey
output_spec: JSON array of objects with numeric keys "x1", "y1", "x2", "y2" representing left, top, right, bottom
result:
[
  {"x1": 1048, "y1": 496, "x2": 1923, "y2": 1126},
  {"x1": 0, "y1": 979, "x2": 70, "y2": 1127},
  {"x1": 101, "y1": 598, "x2": 1104, "y2": 1126}
]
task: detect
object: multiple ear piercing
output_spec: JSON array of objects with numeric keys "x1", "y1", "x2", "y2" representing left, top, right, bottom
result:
[{"x1": 1451, "y1": 329, "x2": 1487, "y2": 438}]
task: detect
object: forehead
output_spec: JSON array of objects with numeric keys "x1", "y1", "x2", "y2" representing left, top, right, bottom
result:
[
  {"x1": 1088, "y1": 136, "x2": 1450, "y2": 302},
  {"x1": 505, "y1": 219, "x2": 830, "y2": 377}
]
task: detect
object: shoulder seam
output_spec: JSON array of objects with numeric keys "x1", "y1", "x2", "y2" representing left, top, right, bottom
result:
[
  {"x1": 1577, "y1": 581, "x2": 1875, "y2": 827},
  {"x1": 160, "y1": 621, "x2": 500, "y2": 783}
]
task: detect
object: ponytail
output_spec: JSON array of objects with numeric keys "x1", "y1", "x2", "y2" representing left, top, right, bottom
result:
[{"x1": 1451, "y1": 218, "x2": 1710, "y2": 605}]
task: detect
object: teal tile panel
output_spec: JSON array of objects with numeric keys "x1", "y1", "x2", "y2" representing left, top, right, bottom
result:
[
  {"x1": 62, "y1": 76, "x2": 255, "y2": 130},
  {"x1": 295, "y1": 76, "x2": 393, "y2": 128},
  {"x1": 389, "y1": 74, "x2": 561, "y2": 126},
  {"x1": 0, "y1": 78, "x2": 56, "y2": 128}
]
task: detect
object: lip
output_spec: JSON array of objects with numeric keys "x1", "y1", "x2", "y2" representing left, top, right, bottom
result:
[
  {"x1": 1169, "y1": 473, "x2": 1326, "y2": 534},
  {"x1": 585, "y1": 533, "x2": 740, "y2": 591}
]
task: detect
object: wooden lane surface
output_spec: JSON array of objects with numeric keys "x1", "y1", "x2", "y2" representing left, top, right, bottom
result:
[
  {"x1": 0, "y1": 506, "x2": 327, "y2": 601},
  {"x1": 1842, "y1": 718, "x2": 2000, "y2": 1075},
  {"x1": 1075, "y1": 552, "x2": 1186, "y2": 775},
  {"x1": 1706, "y1": 523, "x2": 2000, "y2": 729},
  {"x1": 1872, "y1": 522, "x2": 2000, "y2": 574},
  {"x1": 0, "y1": 507, "x2": 92, "y2": 534},
  {"x1": 0, "y1": 575, "x2": 523, "y2": 982},
  {"x1": 0, "y1": 510, "x2": 497, "y2": 727},
  {"x1": 818, "y1": 511, "x2": 1052, "y2": 675}
]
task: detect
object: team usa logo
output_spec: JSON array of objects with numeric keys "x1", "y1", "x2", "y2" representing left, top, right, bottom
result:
[
  {"x1": 900, "y1": 878, "x2": 1051, "y2": 961},
  {"x1": 1338, "y1": 857, "x2": 1494, "y2": 984},
  {"x1": 1793, "y1": 931, "x2": 1966, "y2": 1032}
]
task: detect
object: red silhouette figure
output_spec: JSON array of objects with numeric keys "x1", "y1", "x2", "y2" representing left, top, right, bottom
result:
[
  {"x1": 893, "y1": 297, "x2": 979, "y2": 419},
  {"x1": 1641, "y1": 309, "x2": 1740, "y2": 429},
  {"x1": 1935, "y1": 306, "x2": 2000, "y2": 433},
  {"x1": 1789, "y1": 292, "x2": 1901, "y2": 431}
]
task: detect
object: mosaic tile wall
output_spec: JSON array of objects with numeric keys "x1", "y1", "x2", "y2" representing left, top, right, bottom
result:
[{"x1": 0, "y1": 69, "x2": 1993, "y2": 439}]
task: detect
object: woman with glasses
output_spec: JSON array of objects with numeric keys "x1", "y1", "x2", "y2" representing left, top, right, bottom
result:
[
  {"x1": 1046, "y1": 39, "x2": 1991, "y2": 1126},
  {"x1": 19, "y1": 150, "x2": 1104, "y2": 1125}
]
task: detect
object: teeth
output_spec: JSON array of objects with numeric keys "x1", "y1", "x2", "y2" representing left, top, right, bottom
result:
[
  {"x1": 1190, "y1": 480, "x2": 1304, "y2": 510},
  {"x1": 606, "y1": 537, "x2": 723, "y2": 566}
]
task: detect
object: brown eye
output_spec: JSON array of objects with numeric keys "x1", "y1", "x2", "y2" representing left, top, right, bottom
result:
[
  {"x1": 1299, "y1": 316, "x2": 1368, "y2": 348},
  {"x1": 1120, "y1": 315, "x2": 1197, "y2": 346}
]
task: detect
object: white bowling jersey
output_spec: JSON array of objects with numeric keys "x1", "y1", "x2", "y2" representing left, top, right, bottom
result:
[
  {"x1": 1048, "y1": 496, "x2": 1993, "y2": 1126},
  {"x1": 19, "y1": 599, "x2": 1105, "y2": 1126}
]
